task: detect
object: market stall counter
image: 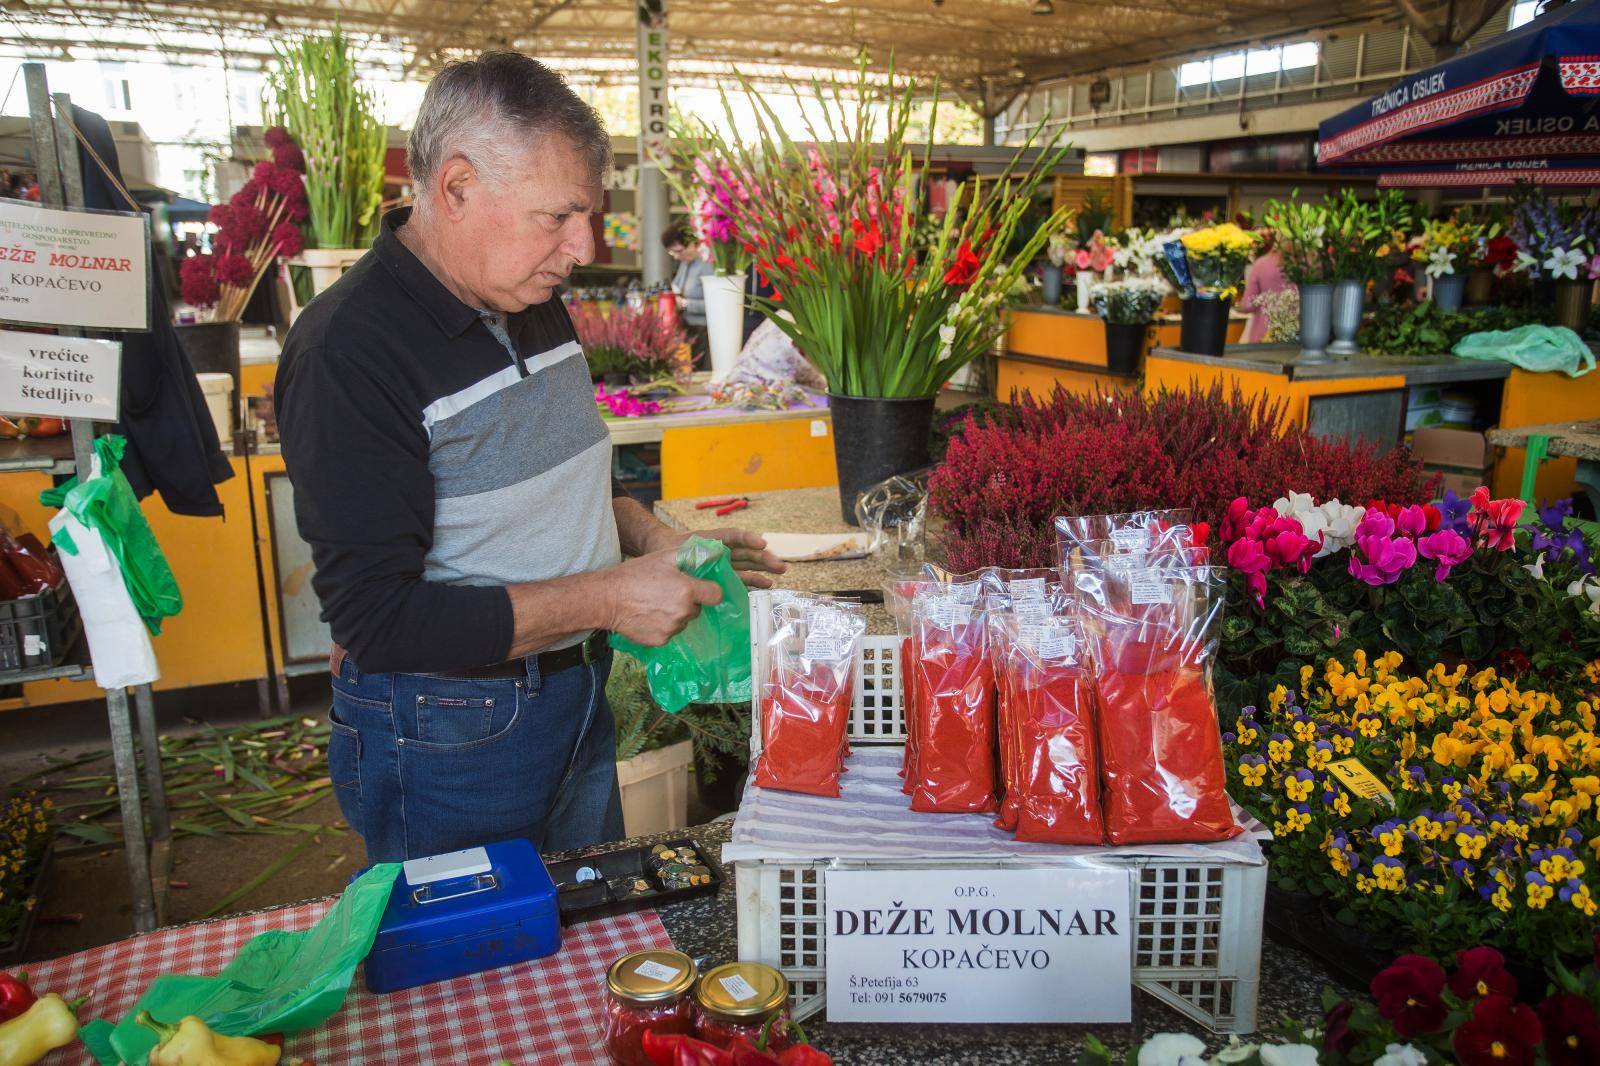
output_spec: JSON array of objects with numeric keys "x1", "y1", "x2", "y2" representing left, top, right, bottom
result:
[{"x1": 18, "y1": 820, "x2": 1349, "y2": 1066}]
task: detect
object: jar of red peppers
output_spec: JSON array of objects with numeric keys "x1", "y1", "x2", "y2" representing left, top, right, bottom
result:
[
  {"x1": 693, "y1": 961, "x2": 792, "y2": 1051},
  {"x1": 603, "y1": 949, "x2": 698, "y2": 1066}
]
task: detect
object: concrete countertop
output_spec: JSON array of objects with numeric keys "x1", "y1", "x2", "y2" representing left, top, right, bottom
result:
[
  {"x1": 1149, "y1": 344, "x2": 1513, "y2": 385},
  {"x1": 656, "y1": 488, "x2": 907, "y2": 633},
  {"x1": 1487, "y1": 419, "x2": 1600, "y2": 460}
]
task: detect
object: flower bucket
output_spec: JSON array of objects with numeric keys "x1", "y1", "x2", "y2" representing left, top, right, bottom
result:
[
  {"x1": 1041, "y1": 264, "x2": 1063, "y2": 305},
  {"x1": 1553, "y1": 278, "x2": 1593, "y2": 333},
  {"x1": 1431, "y1": 273, "x2": 1466, "y2": 314},
  {"x1": 1297, "y1": 283, "x2": 1333, "y2": 362},
  {"x1": 1104, "y1": 321, "x2": 1148, "y2": 375},
  {"x1": 827, "y1": 393, "x2": 936, "y2": 525},
  {"x1": 1178, "y1": 297, "x2": 1231, "y2": 356},
  {"x1": 1074, "y1": 270, "x2": 1093, "y2": 312},
  {"x1": 1329, "y1": 278, "x2": 1365, "y2": 356},
  {"x1": 701, "y1": 273, "x2": 746, "y2": 380},
  {"x1": 174, "y1": 320, "x2": 242, "y2": 392}
]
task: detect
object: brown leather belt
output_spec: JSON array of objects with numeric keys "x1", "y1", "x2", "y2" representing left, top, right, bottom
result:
[
  {"x1": 330, "y1": 631, "x2": 610, "y2": 682},
  {"x1": 443, "y1": 631, "x2": 611, "y2": 681}
]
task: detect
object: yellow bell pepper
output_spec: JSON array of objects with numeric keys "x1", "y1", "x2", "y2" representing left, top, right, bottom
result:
[
  {"x1": 0, "y1": 994, "x2": 80, "y2": 1066},
  {"x1": 136, "y1": 1012, "x2": 282, "y2": 1066}
]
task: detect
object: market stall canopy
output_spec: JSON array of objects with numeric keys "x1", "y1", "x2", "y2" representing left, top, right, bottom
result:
[
  {"x1": 1316, "y1": 0, "x2": 1600, "y2": 187},
  {"x1": 12, "y1": 0, "x2": 1398, "y2": 94}
]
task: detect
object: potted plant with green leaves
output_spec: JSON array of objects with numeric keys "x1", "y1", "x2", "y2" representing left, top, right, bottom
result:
[
  {"x1": 1325, "y1": 189, "x2": 1415, "y2": 354},
  {"x1": 1407, "y1": 212, "x2": 1495, "y2": 314},
  {"x1": 270, "y1": 26, "x2": 388, "y2": 295},
  {"x1": 1264, "y1": 197, "x2": 1336, "y2": 360},
  {"x1": 1164, "y1": 222, "x2": 1259, "y2": 356},
  {"x1": 680, "y1": 62, "x2": 1071, "y2": 522},
  {"x1": 1089, "y1": 278, "x2": 1164, "y2": 374}
]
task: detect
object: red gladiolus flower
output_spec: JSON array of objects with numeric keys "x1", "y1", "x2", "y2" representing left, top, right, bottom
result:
[
  {"x1": 852, "y1": 219, "x2": 884, "y2": 259},
  {"x1": 1539, "y1": 993, "x2": 1600, "y2": 1066},
  {"x1": 943, "y1": 241, "x2": 981, "y2": 287},
  {"x1": 1453, "y1": 995, "x2": 1543, "y2": 1066},
  {"x1": 1370, "y1": 954, "x2": 1448, "y2": 1037},
  {"x1": 1449, "y1": 947, "x2": 1517, "y2": 1001}
]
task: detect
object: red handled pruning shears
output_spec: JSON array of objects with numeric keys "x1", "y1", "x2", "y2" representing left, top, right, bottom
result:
[{"x1": 694, "y1": 496, "x2": 750, "y2": 517}]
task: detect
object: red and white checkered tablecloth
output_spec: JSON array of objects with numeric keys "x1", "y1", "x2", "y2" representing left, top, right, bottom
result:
[{"x1": 25, "y1": 901, "x2": 672, "y2": 1065}]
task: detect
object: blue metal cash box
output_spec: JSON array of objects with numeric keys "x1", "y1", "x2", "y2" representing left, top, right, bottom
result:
[{"x1": 362, "y1": 839, "x2": 561, "y2": 994}]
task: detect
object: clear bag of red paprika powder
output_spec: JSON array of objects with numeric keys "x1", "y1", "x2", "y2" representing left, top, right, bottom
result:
[
  {"x1": 752, "y1": 593, "x2": 866, "y2": 797},
  {"x1": 1054, "y1": 510, "x2": 1196, "y2": 575},
  {"x1": 991, "y1": 612, "x2": 1104, "y2": 844},
  {"x1": 983, "y1": 574, "x2": 1061, "y2": 831},
  {"x1": 886, "y1": 576, "x2": 938, "y2": 795},
  {"x1": 1072, "y1": 553, "x2": 1239, "y2": 844},
  {"x1": 908, "y1": 590, "x2": 997, "y2": 814}
]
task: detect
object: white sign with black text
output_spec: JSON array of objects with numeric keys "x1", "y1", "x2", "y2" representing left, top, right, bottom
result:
[
  {"x1": 0, "y1": 200, "x2": 149, "y2": 331},
  {"x1": 0, "y1": 329, "x2": 122, "y2": 422},
  {"x1": 824, "y1": 867, "x2": 1132, "y2": 1024}
]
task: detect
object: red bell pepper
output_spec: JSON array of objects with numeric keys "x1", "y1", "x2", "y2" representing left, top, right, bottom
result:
[
  {"x1": 760, "y1": 1018, "x2": 833, "y2": 1066},
  {"x1": 0, "y1": 971, "x2": 37, "y2": 1023},
  {"x1": 727, "y1": 1037, "x2": 781, "y2": 1065},
  {"x1": 642, "y1": 1030, "x2": 733, "y2": 1066},
  {"x1": 777, "y1": 1047, "x2": 833, "y2": 1066}
]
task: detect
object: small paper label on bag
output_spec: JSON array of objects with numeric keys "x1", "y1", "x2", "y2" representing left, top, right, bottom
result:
[
  {"x1": 1110, "y1": 528, "x2": 1149, "y2": 552},
  {"x1": 720, "y1": 974, "x2": 760, "y2": 1002},
  {"x1": 1037, "y1": 627, "x2": 1077, "y2": 662},
  {"x1": 634, "y1": 959, "x2": 685, "y2": 983},
  {"x1": 23, "y1": 634, "x2": 43, "y2": 656},
  {"x1": 803, "y1": 634, "x2": 845, "y2": 661},
  {"x1": 1328, "y1": 759, "x2": 1396, "y2": 807},
  {"x1": 947, "y1": 581, "x2": 982, "y2": 604},
  {"x1": 1011, "y1": 600, "x2": 1050, "y2": 622},
  {"x1": 1016, "y1": 622, "x2": 1045, "y2": 651},
  {"x1": 1128, "y1": 571, "x2": 1171, "y2": 605},
  {"x1": 1008, "y1": 577, "x2": 1047, "y2": 601}
]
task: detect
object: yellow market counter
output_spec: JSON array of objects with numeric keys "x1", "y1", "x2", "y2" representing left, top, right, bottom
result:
[
  {"x1": 999, "y1": 306, "x2": 1245, "y2": 400},
  {"x1": 1143, "y1": 344, "x2": 1600, "y2": 503}
]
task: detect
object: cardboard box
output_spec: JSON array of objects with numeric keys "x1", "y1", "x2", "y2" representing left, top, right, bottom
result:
[
  {"x1": 1411, "y1": 427, "x2": 1490, "y2": 470},
  {"x1": 1432, "y1": 471, "x2": 1485, "y2": 500}
]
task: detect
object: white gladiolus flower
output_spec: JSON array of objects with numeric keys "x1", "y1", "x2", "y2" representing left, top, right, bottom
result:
[
  {"x1": 1136, "y1": 1033, "x2": 1207, "y2": 1066},
  {"x1": 938, "y1": 324, "x2": 957, "y2": 345}
]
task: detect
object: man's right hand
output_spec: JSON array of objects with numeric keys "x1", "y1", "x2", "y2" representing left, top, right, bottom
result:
[{"x1": 603, "y1": 547, "x2": 723, "y2": 647}]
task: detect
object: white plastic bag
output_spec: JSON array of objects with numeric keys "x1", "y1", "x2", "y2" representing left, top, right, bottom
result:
[{"x1": 49, "y1": 508, "x2": 159, "y2": 688}]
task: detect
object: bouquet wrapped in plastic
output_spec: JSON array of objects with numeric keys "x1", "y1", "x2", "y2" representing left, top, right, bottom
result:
[{"x1": 752, "y1": 593, "x2": 867, "y2": 797}]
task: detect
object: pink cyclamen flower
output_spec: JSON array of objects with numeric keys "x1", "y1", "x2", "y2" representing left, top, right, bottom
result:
[
  {"x1": 1348, "y1": 534, "x2": 1417, "y2": 587},
  {"x1": 1227, "y1": 537, "x2": 1271, "y2": 607},
  {"x1": 1396, "y1": 505, "x2": 1429, "y2": 538},
  {"x1": 1357, "y1": 508, "x2": 1396, "y2": 539},
  {"x1": 1416, "y1": 529, "x2": 1472, "y2": 581},
  {"x1": 1468, "y1": 487, "x2": 1526, "y2": 552}
]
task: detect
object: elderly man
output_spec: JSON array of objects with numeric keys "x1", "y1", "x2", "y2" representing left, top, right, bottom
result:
[{"x1": 277, "y1": 53, "x2": 783, "y2": 863}]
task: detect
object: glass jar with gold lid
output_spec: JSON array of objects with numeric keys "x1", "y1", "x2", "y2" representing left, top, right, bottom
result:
[
  {"x1": 693, "y1": 961, "x2": 793, "y2": 1052},
  {"x1": 603, "y1": 949, "x2": 698, "y2": 1065}
]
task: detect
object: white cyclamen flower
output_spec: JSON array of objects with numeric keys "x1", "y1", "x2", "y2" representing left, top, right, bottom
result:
[
  {"x1": 1259, "y1": 1045, "x2": 1321, "y2": 1066},
  {"x1": 1212, "y1": 1038, "x2": 1260, "y2": 1064},
  {"x1": 1545, "y1": 247, "x2": 1586, "y2": 280},
  {"x1": 1374, "y1": 1043, "x2": 1429, "y2": 1066},
  {"x1": 1272, "y1": 491, "x2": 1317, "y2": 517},
  {"x1": 1137, "y1": 1033, "x2": 1207, "y2": 1066}
]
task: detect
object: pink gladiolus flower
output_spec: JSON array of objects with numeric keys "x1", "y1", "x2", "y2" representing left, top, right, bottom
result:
[
  {"x1": 1416, "y1": 529, "x2": 1472, "y2": 581},
  {"x1": 1348, "y1": 534, "x2": 1417, "y2": 586},
  {"x1": 1396, "y1": 505, "x2": 1428, "y2": 538}
]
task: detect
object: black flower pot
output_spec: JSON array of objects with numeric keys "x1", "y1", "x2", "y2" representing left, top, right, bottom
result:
[
  {"x1": 174, "y1": 320, "x2": 242, "y2": 392},
  {"x1": 827, "y1": 393, "x2": 937, "y2": 525},
  {"x1": 1179, "y1": 297, "x2": 1232, "y2": 356},
  {"x1": 1104, "y1": 321, "x2": 1149, "y2": 375},
  {"x1": 695, "y1": 749, "x2": 749, "y2": 816}
]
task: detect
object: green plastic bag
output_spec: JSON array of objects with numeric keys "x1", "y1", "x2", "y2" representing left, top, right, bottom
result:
[
  {"x1": 40, "y1": 435, "x2": 182, "y2": 635},
  {"x1": 609, "y1": 536, "x2": 752, "y2": 712},
  {"x1": 1452, "y1": 324, "x2": 1595, "y2": 377},
  {"x1": 79, "y1": 863, "x2": 401, "y2": 1065}
]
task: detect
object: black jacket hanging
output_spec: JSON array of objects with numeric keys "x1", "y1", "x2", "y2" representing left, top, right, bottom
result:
[{"x1": 72, "y1": 104, "x2": 232, "y2": 516}]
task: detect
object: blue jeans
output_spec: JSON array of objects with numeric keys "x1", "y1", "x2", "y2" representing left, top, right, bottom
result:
[{"x1": 327, "y1": 649, "x2": 625, "y2": 863}]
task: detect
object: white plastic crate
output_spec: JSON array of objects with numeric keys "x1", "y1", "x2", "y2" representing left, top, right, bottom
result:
[{"x1": 738, "y1": 591, "x2": 1268, "y2": 1034}]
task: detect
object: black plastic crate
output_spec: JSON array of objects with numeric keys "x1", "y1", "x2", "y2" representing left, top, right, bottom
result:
[{"x1": 0, "y1": 579, "x2": 79, "y2": 672}]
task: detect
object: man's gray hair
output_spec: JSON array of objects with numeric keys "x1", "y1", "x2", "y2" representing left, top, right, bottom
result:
[{"x1": 407, "y1": 51, "x2": 610, "y2": 200}]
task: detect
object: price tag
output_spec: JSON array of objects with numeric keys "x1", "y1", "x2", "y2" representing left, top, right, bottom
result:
[
  {"x1": 1011, "y1": 600, "x2": 1050, "y2": 622},
  {"x1": 1037, "y1": 626, "x2": 1077, "y2": 662},
  {"x1": 1128, "y1": 571, "x2": 1171, "y2": 606},
  {"x1": 1328, "y1": 759, "x2": 1396, "y2": 807},
  {"x1": 1008, "y1": 577, "x2": 1047, "y2": 601},
  {"x1": 825, "y1": 867, "x2": 1131, "y2": 1024},
  {"x1": 634, "y1": 959, "x2": 685, "y2": 983},
  {"x1": 22, "y1": 634, "x2": 43, "y2": 657},
  {"x1": 1110, "y1": 527, "x2": 1148, "y2": 552},
  {"x1": 803, "y1": 633, "x2": 845, "y2": 661},
  {"x1": 720, "y1": 973, "x2": 760, "y2": 1002},
  {"x1": 1016, "y1": 622, "x2": 1045, "y2": 652},
  {"x1": 946, "y1": 581, "x2": 982, "y2": 604}
]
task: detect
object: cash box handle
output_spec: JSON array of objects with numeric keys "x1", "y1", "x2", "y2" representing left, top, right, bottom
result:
[{"x1": 411, "y1": 872, "x2": 499, "y2": 906}]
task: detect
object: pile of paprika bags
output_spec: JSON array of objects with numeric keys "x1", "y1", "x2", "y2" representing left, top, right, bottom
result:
[{"x1": 887, "y1": 510, "x2": 1240, "y2": 846}]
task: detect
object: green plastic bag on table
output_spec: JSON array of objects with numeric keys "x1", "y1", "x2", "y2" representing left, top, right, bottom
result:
[
  {"x1": 78, "y1": 863, "x2": 402, "y2": 1065},
  {"x1": 40, "y1": 434, "x2": 182, "y2": 635},
  {"x1": 1452, "y1": 324, "x2": 1596, "y2": 377},
  {"x1": 609, "y1": 536, "x2": 752, "y2": 712}
]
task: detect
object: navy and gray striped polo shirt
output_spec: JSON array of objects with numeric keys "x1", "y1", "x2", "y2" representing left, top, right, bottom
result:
[{"x1": 276, "y1": 207, "x2": 623, "y2": 674}]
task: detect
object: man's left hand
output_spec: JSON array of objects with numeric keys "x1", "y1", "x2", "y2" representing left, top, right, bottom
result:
[{"x1": 655, "y1": 527, "x2": 787, "y2": 589}]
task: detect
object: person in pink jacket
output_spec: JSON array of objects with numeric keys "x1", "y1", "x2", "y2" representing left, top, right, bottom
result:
[{"x1": 1238, "y1": 233, "x2": 1289, "y2": 344}]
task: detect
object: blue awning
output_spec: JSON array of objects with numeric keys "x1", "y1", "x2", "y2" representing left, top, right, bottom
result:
[{"x1": 1317, "y1": 0, "x2": 1600, "y2": 188}]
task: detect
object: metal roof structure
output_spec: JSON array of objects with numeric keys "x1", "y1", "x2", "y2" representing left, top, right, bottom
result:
[{"x1": 0, "y1": 0, "x2": 1453, "y2": 105}]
